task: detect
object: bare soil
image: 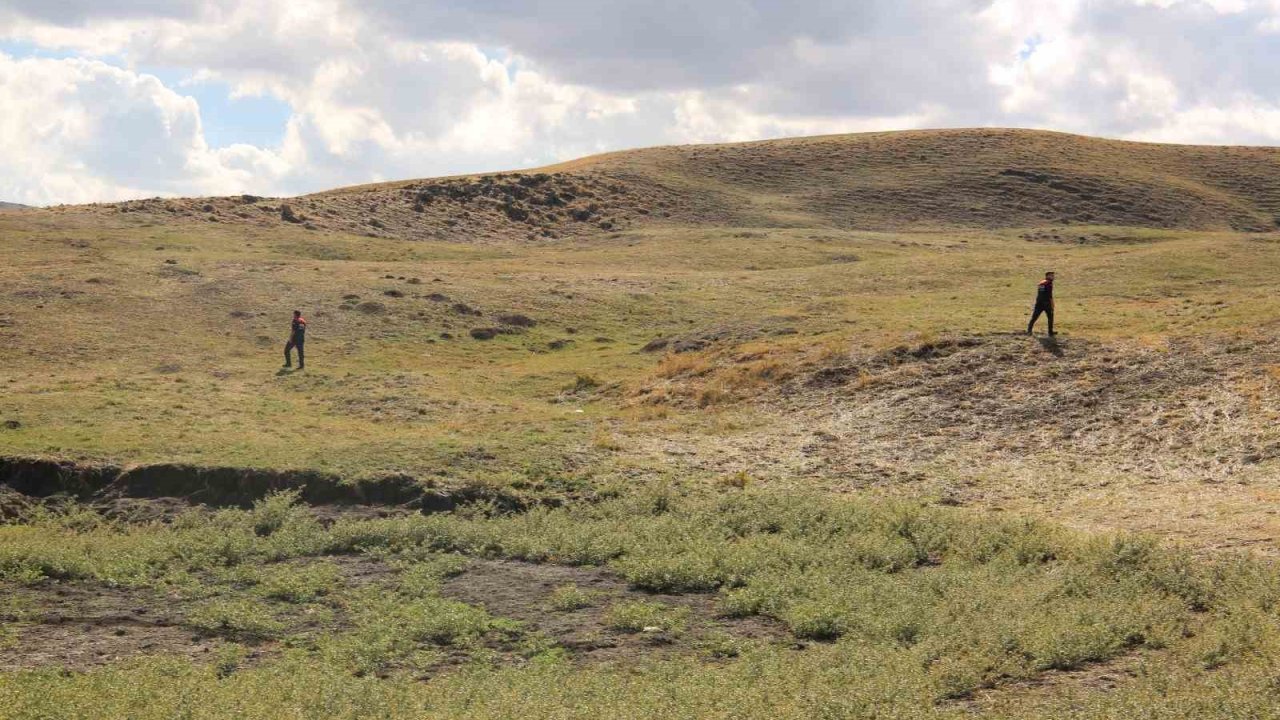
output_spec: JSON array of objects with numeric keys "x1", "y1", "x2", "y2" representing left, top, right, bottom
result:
[
  {"x1": 0, "y1": 526, "x2": 787, "y2": 672},
  {"x1": 441, "y1": 558, "x2": 790, "y2": 664},
  {"x1": 0, "y1": 582, "x2": 224, "y2": 671}
]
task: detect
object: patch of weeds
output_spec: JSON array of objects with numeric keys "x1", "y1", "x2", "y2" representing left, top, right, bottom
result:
[
  {"x1": 212, "y1": 643, "x2": 247, "y2": 678},
  {"x1": 249, "y1": 489, "x2": 307, "y2": 537},
  {"x1": 320, "y1": 594, "x2": 494, "y2": 676},
  {"x1": 697, "y1": 630, "x2": 746, "y2": 659},
  {"x1": 547, "y1": 583, "x2": 599, "y2": 611},
  {"x1": 255, "y1": 561, "x2": 342, "y2": 603},
  {"x1": 565, "y1": 374, "x2": 600, "y2": 393},
  {"x1": 392, "y1": 553, "x2": 468, "y2": 598},
  {"x1": 604, "y1": 600, "x2": 689, "y2": 635},
  {"x1": 187, "y1": 598, "x2": 286, "y2": 641}
]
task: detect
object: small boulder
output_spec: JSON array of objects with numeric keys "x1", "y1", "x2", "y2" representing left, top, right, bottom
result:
[
  {"x1": 641, "y1": 337, "x2": 670, "y2": 352},
  {"x1": 470, "y1": 328, "x2": 498, "y2": 340},
  {"x1": 497, "y1": 313, "x2": 536, "y2": 328}
]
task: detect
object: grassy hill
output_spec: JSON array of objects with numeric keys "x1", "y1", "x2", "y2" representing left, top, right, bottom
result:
[
  {"x1": 0, "y1": 202, "x2": 30, "y2": 211},
  {"x1": 47, "y1": 129, "x2": 1280, "y2": 244},
  {"x1": 6, "y1": 128, "x2": 1280, "y2": 718}
]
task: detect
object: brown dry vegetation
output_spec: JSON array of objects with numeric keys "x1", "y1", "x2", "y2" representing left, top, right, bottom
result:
[{"x1": 34, "y1": 128, "x2": 1280, "y2": 244}]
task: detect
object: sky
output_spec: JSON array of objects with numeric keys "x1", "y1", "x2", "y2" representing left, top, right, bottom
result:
[{"x1": 1, "y1": 0, "x2": 1279, "y2": 205}]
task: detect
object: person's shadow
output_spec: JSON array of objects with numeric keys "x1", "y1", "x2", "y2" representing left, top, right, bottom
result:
[
  {"x1": 1037, "y1": 335, "x2": 1064, "y2": 357},
  {"x1": 276, "y1": 367, "x2": 296, "y2": 376}
]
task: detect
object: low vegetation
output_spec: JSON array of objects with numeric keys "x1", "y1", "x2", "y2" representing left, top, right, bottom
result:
[
  {"x1": 0, "y1": 489, "x2": 1279, "y2": 717},
  {"x1": 7, "y1": 129, "x2": 1280, "y2": 717}
]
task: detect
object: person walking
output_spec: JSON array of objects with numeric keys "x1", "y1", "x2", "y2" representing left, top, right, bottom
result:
[
  {"x1": 284, "y1": 310, "x2": 307, "y2": 369},
  {"x1": 1027, "y1": 272, "x2": 1055, "y2": 336}
]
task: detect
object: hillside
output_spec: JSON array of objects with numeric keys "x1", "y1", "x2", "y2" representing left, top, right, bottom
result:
[
  {"x1": 0, "y1": 201, "x2": 29, "y2": 211},
  {"x1": 9, "y1": 129, "x2": 1280, "y2": 717},
  {"x1": 43, "y1": 128, "x2": 1280, "y2": 240}
]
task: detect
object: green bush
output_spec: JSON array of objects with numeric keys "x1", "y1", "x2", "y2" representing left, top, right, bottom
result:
[
  {"x1": 604, "y1": 601, "x2": 689, "y2": 634},
  {"x1": 187, "y1": 598, "x2": 286, "y2": 641}
]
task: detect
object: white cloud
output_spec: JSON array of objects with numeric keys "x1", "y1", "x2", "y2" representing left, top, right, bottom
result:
[
  {"x1": 1, "y1": 0, "x2": 1279, "y2": 203},
  {"x1": 0, "y1": 52, "x2": 289, "y2": 204}
]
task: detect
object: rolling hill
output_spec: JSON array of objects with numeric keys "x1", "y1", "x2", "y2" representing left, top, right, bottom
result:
[{"x1": 46, "y1": 128, "x2": 1280, "y2": 241}]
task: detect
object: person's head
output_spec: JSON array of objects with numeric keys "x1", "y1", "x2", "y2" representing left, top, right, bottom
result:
[
  {"x1": 293, "y1": 309, "x2": 301, "y2": 318},
  {"x1": 1045, "y1": 271, "x2": 1055, "y2": 281}
]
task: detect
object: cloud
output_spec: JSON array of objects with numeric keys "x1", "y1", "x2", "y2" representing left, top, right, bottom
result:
[
  {"x1": 1, "y1": 0, "x2": 1279, "y2": 203},
  {"x1": 0, "y1": 52, "x2": 287, "y2": 204}
]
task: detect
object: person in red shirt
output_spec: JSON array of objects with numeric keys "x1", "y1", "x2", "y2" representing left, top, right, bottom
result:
[
  {"x1": 284, "y1": 310, "x2": 306, "y2": 369},
  {"x1": 1026, "y1": 272, "x2": 1055, "y2": 336}
]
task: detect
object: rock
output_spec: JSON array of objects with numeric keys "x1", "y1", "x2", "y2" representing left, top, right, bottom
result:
[
  {"x1": 407, "y1": 278, "x2": 422, "y2": 285},
  {"x1": 440, "y1": 332, "x2": 454, "y2": 340},
  {"x1": 2, "y1": 420, "x2": 20, "y2": 430},
  {"x1": 383, "y1": 289, "x2": 405, "y2": 298},
  {"x1": 452, "y1": 303, "x2": 482, "y2": 316},
  {"x1": 470, "y1": 328, "x2": 498, "y2": 340},
  {"x1": 280, "y1": 204, "x2": 302, "y2": 223},
  {"x1": 355, "y1": 301, "x2": 386, "y2": 315},
  {"x1": 426, "y1": 293, "x2": 449, "y2": 302},
  {"x1": 641, "y1": 337, "x2": 670, "y2": 352},
  {"x1": 497, "y1": 313, "x2": 536, "y2": 328}
]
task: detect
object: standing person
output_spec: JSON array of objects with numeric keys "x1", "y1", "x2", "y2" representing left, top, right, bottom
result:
[
  {"x1": 284, "y1": 310, "x2": 306, "y2": 369},
  {"x1": 1027, "y1": 272, "x2": 1055, "y2": 336}
]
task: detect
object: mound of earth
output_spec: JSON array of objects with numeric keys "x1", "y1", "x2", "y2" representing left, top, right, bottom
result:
[{"x1": 791, "y1": 333, "x2": 1280, "y2": 481}]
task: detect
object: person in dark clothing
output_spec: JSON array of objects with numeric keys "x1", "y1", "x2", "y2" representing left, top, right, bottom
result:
[
  {"x1": 284, "y1": 310, "x2": 306, "y2": 369},
  {"x1": 1027, "y1": 272, "x2": 1055, "y2": 336}
]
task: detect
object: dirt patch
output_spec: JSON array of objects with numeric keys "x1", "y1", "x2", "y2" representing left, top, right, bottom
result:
[
  {"x1": 797, "y1": 333, "x2": 1280, "y2": 479},
  {"x1": 0, "y1": 582, "x2": 222, "y2": 671},
  {"x1": 441, "y1": 559, "x2": 789, "y2": 664}
]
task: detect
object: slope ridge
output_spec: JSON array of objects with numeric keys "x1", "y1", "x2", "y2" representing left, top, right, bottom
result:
[{"x1": 43, "y1": 128, "x2": 1280, "y2": 239}]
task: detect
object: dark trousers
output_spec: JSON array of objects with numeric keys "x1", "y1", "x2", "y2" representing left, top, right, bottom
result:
[
  {"x1": 1028, "y1": 303, "x2": 1054, "y2": 334},
  {"x1": 284, "y1": 339, "x2": 304, "y2": 367}
]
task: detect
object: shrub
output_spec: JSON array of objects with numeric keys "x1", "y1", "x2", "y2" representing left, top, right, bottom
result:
[
  {"x1": 604, "y1": 601, "x2": 689, "y2": 634},
  {"x1": 188, "y1": 598, "x2": 285, "y2": 641},
  {"x1": 547, "y1": 584, "x2": 598, "y2": 612}
]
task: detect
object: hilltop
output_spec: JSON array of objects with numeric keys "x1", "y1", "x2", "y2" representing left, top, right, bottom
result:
[
  {"x1": 40, "y1": 128, "x2": 1280, "y2": 241},
  {"x1": 0, "y1": 201, "x2": 29, "y2": 211}
]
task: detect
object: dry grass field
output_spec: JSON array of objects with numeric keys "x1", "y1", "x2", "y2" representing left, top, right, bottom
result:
[{"x1": 6, "y1": 128, "x2": 1280, "y2": 718}]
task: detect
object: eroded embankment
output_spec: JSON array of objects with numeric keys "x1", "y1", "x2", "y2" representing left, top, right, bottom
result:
[{"x1": 0, "y1": 457, "x2": 534, "y2": 514}]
